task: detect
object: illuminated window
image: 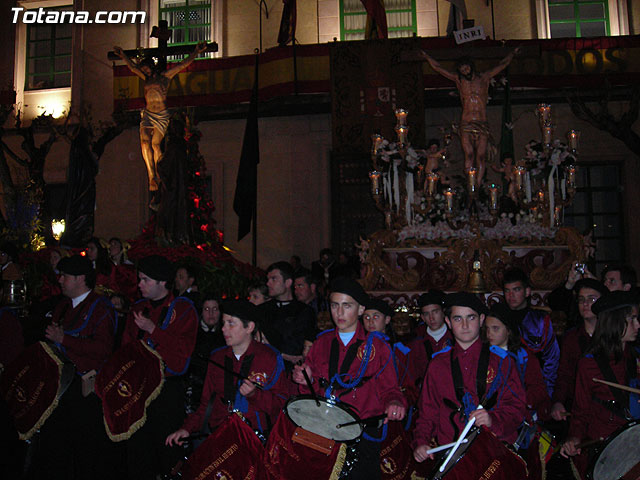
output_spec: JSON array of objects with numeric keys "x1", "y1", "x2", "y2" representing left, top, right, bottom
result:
[
  {"x1": 548, "y1": 0, "x2": 609, "y2": 38},
  {"x1": 159, "y1": 0, "x2": 213, "y2": 59},
  {"x1": 340, "y1": 0, "x2": 417, "y2": 41},
  {"x1": 25, "y1": 5, "x2": 72, "y2": 90}
]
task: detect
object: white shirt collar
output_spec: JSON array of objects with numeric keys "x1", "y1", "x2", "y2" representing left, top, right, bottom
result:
[{"x1": 72, "y1": 290, "x2": 91, "y2": 309}]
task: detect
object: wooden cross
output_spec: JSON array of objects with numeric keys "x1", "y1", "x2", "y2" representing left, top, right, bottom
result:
[{"x1": 107, "y1": 20, "x2": 218, "y2": 63}]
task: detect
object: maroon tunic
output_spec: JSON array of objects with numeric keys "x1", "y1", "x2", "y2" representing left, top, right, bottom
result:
[
  {"x1": 414, "y1": 339, "x2": 526, "y2": 447},
  {"x1": 52, "y1": 291, "x2": 115, "y2": 373},
  {"x1": 122, "y1": 294, "x2": 197, "y2": 376},
  {"x1": 182, "y1": 340, "x2": 290, "y2": 433},
  {"x1": 517, "y1": 346, "x2": 552, "y2": 421},
  {"x1": 568, "y1": 354, "x2": 631, "y2": 442},
  {"x1": 568, "y1": 352, "x2": 636, "y2": 479},
  {"x1": 393, "y1": 337, "x2": 428, "y2": 406},
  {"x1": 552, "y1": 325, "x2": 591, "y2": 408},
  {"x1": 302, "y1": 322, "x2": 407, "y2": 420},
  {"x1": 420, "y1": 328, "x2": 454, "y2": 359}
]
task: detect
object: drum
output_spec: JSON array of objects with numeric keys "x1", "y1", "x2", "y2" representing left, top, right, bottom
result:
[
  {"x1": 263, "y1": 409, "x2": 348, "y2": 480},
  {"x1": 416, "y1": 427, "x2": 529, "y2": 480},
  {"x1": 588, "y1": 421, "x2": 640, "y2": 480},
  {"x1": 180, "y1": 413, "x2": 264, "y2": 480},
  {"x1": 285, "y1": 395, "x2": 363, "y2": 442}
]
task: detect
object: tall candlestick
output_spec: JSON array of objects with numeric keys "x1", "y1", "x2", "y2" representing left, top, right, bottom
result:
[
  {"x1": 395, "y1": 109, "x2": 408, "y2": 126},
  {"x1": 537, "y1": 103, "x2": 552, "y2": 129},
  {"x1": 566, "y1": 164, "x2": 577, "y2": 188},
  {"x1": 369, "y1": 170, "x2": 382, "y2": 195},
  {"x1": 542, "y1": 123, "x2": 554, "y2": 146},
  {"x1": 426, "y1": 172, "x2": 439, "y2": 196},
  {"x1": 488, "y1": 184, "x2": 499, "y2": 211},
  {"x1": 395, "y1": 125, "x2": 409, "y2": 147},
  {"x1": 537, "y1": 189, "x2": 545, "y2": 203},
  {"x1": 444, "y1": 188, "x2": 454, "y2": 213},
  {"x1": 567, "y1": 130, "x2": 580, "y2": 152},
  {"x1": 514, "y1": 166, "x2": 526, "y2": 190},
  {"x1": 467, "y1": 167, "x2": 477, "y2": 194},
  {"x1": 371, "y1": 134, "x2": 384, "y2": 155},
  {"x1": 554, "y1": 206, "x2": 563, "y2": 227}
]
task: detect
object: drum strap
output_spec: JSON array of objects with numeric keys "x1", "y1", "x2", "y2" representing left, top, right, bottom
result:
[
  {"x1": 223, "y1": 354, "x2": 254, "y2": 404},
  {"x1": 328, "y1": 338, "x2": 363, "y2": 386},
  {"x1": 423, "y1": 339, "x2": 433, "y2": 359},
  {"x1": 451, "y1": 343, "x2": 491, "y2": 408},
  {"x1": 593, "y1": 353, "x2": 631, "y2": 420},
  {"x1": 447, "y1": 343, "x2": 491, "y2": 435}
]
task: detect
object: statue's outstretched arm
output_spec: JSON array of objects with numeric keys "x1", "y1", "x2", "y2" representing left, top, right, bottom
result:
[
  {"x1": 164, "y1": 42, "x2": 208, "y2": 79},
  {"x1": 485, "y1": 47, "x2": 520, "y2": 79},
  {"x1": 113, "y1": 46, "x2": 145, "y2": 80},
  {"x1": 420, "y1": 50, "x2": 458, "y2": 82}
]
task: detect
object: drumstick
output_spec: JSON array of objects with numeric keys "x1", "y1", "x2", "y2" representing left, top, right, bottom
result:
[
  {"x1": 575, "y1": 437, "x2": 604, "y2": 450},
  {"x1": 302, "y1": 368, "x2": 320, "y2": 407},
  {"x1": 592, "y1": 377, "x2": 640, "y2": 395},
  {"x1": 202, "y1": 356, "x2": 264, "y2": 390},
  {"x1": 426, "y1": 438, "x2": 469, "y2": 455},
  {"x1": 439, "y1": 405, "x2": 482, "y2": 473},
  {"x1": 336, "y1": 413, "x2": 387, "y2": 429}
]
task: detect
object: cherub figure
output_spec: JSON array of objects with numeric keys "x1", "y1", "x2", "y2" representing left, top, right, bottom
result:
[{"x1": 491, "y1": 152, "x2": 518, "y2": 202}]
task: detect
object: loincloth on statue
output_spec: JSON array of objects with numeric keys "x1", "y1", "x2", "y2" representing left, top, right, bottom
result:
[
  {"x1": 140, "y1": 109, "x2": 170, "y2": 135},
  {"x1": 459, "y1": 120, "x2": 491, "y2": 139}
]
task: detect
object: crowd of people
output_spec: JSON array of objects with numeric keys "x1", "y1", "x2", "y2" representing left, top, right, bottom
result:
[{"x1": 1, "y1": 241, "x2": 639, "y2": 480}]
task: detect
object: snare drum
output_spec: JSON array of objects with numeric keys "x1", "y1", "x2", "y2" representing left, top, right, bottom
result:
[
  {"x1": 416, "y1": 427, "x2": 528, "y2": 480},
  {"x1": 263, "y1": 406, "x2": 350, "y2": 480},
  {"x1": 588, "y1": 421, "x2": 640, "y2": 480},
  {"x1": 180, "y1": 413, "x2": 264, "y2": 480},
  {"x1": 285, "y1": 395, "x2": 363, "y2": 442}
]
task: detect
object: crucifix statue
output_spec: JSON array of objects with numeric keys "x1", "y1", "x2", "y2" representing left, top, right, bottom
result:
[
  {"x1": 111, "y1": 21, "x2": 215, "y2": 208},
  {"x1": 420, "y1": 47, "x2": 519, "y2": 185}
]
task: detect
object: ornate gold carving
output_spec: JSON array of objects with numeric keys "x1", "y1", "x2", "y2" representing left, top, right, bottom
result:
[{"x1": 359, "y1": 227, "x2": 585, "y2": 293}]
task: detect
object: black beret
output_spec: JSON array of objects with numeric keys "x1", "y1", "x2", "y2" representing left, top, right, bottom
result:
[
  {"x1": 487, "y1": 302, "x2": 519, "y2": 335},
  {"x1": 363, "y1": 297, "x2": 394, "y2": 317},
  {"x1": 445, "y1": 292, "x2": 488, "y2": 316},
  {"x1": 330, "y1": 277, "x2": 369, "y2": 306},
  {"x1": 58, "y1": 255, "x2": 93, "y2": 276},
  {"x1": 138, "y1": 255, "x2": 174, "y2": 282},
  {"x1": 574, "y1": 278, "x2": 608, "y2": 297},
  {"x1": 417, "y1": 290, "x2": 446, "y2": 309},
  {"x1": 591, "y1": 291, "x2": 640, "y2": 316},
  {"x1": 222, "y1": 300, "x2": 259, "y2": 325}
]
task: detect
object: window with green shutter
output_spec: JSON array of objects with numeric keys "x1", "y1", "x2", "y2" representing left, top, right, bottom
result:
[
  {"x1": 548, "y1": 0, "x2": 610, "y2": 38},
  {"x1": 340, "y1": 0, "x2": 417, "y2": 41},
  {"x1": 159, "y1": 0, "x2": 211, "y2": 60},
  {"x1": 25, "y1": 5, "x2": 72, "y2": 91}
]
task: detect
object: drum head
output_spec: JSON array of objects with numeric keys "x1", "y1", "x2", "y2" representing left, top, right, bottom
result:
[
  {"x1": 285, "y1": 396, "x2": 362, "y2": 442},
  {"x1": 590, "y1": 421, "x2": 640, "y2": 480}
]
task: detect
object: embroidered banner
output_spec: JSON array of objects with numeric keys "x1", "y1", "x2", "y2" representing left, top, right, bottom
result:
[
  {"x1": 0, "y1": 341, "x2": 73, "y2": 440},
  {"x1": 95, "y1": 340, "x2": 164, "y2": 441}
]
